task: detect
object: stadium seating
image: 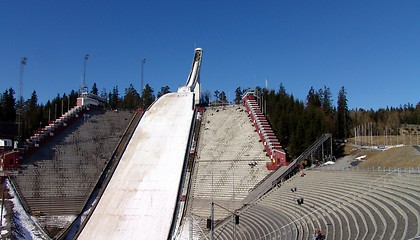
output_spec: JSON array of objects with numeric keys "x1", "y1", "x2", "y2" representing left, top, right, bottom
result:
[
  {"x1": 186, "y1": 105, "x2": 272, "y2": 238},
  {"x1": 214, "y1": 169, "x2": 420, "y2": 240},
  {"x1": 11, "y1": 109, "x2": 134, "y2": 234}
]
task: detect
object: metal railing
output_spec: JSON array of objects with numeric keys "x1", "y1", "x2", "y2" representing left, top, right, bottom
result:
[
  {"x1": 317, "y1": 165, "x2": 420, "y2": 174},
  {"x1": 242, "y1": 133, "x2": 332, "y2": 205},
  {"x1": 256, "y1": 167, "x2": 404, "y2": 240}
]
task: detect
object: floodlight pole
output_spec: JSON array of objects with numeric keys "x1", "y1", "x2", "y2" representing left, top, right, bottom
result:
[
  {"x1": 141, "y1": 58, "x2": 146, "y2": 97},
  {"x1": 210, "y1": 201, "x2": 214, "y2": 240},
  {"x1": 83, "y1": 54, "x2": 89, "y2": 86},
  {"x1": 210, "y1": 202, "x2": 238, "y2": 240},
  {"x1": 232, "y1": 212, "x2": 237, "y2": 240},
  {"x1": 17, "y1": 57, "x2": 27, "y2": 141},
  {"x1": 80, "y1": 54, "x2": 89, "y2": 95}
]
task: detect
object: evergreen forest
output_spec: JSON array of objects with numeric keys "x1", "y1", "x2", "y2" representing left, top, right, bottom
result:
[{"x1": 0, "y1": 83, "x2": 419, "y2": 158}]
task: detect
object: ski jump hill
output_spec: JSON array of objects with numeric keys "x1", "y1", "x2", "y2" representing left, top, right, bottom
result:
[{"x1": 78, "y1": 48, "x2": 202, "y2": 239}]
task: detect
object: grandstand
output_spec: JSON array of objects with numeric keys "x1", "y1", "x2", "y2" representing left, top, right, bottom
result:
[
  {"x1": 4, "y1": 47, "x2": 420, "y2": 240},
  {"x1": 179, "y1": 105, "x2": 274, "y2": 239},
  {"x1": 8, "y1": 94, "x2": 420, "y2": 240},
  {"x1": 175, "y1": 91, "x2": 420, "y2": 240},
  {"x1": 10, "y1": 108, "x2": 135, "y2": 236},
  {"x1": 213, "y1": 169, "x2": 420, "y2": 239}
]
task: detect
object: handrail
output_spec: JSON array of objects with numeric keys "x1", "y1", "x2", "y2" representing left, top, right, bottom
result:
[
  {"x1": 21, "y1": 105, "x2": 88, "y2": 160},
  {"x1": 242, "y1": 133, "x2": 332, "y2": 205},
  {"x1": 168, "y1": 107, "x2": 197, "y2": 239},
  {"x1": 171, "y1": 110, "x2": 204, "y2": 240},
  {"x1": 244, "y1": 99, "x2": 281, "y2": 154},
  {"x1": 317, "y1": 165, "x2": 420, "y2": 174},
  {"x1": 256, "y1": 168, "x2": 403, "y2": 240}
]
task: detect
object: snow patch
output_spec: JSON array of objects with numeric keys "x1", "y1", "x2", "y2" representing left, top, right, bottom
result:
[{"x1": 6, "y1": 179, "x2": 49, "y2": 240}]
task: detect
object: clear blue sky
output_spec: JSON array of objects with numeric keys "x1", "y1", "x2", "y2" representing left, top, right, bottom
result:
[{"x1": 1, "y1": 0, "x2": 419, "y2": 110}]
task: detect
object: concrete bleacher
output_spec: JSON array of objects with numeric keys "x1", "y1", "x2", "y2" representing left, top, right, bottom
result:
[
  {"x1": 185, "y1": 105, "x2": 272, "y2": 238},
  {"x1": 11, "y1": 109, "x2": 134, "y2": 236},
  {"x1": 21, "y1": 105, "x2": 87, "y2": 159},
  {"x1": 214, "y1": 169, "x2": 420, "y2": 240}
]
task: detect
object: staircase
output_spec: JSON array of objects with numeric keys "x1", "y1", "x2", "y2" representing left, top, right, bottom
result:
[{"x1": 242, "y1": 90, "x2": 287, "y2": 170}]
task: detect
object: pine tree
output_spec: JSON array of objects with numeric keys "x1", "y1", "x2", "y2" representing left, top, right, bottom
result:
[
  {"x1": 100, "y1": 88, "x2": 108, "y2": 100},
  {"x1": 0, "y1": 91, "x2": 3, "y2": 121},
  {"x1": 109, "y1": 86, "x2": 120, "y2": 109},
  {"x1": 321, "y1": 86, "x2": 333, "y2": 117},
  {"x1": 157, "y1": 86, "x2": 170, "y2": 98},
  {"x1": 306, "y1": 86, "x2": 321, "y2": 108},
  {"x1": 26, "y1": 91, "x2": 41, "y2": 136},
  {"x1": 91, "y1": 82, "x2": 99, "y2": 95},
  {"x1": 68, "y1": 90, "x2": 78, "y2": 108},
  {"x1": 336, "y1": 86, "x2": 350, "y2": 139},
  {"x1": 1, "y1": 88, "x2": 17, "y2": 122},
  {"x1": 200, "y1": 91, "x2": 211, "y2": 106},
  {"x1": 123, "y1": 84, "x2": 140, "y2": 110},
  {"x1": 234, "y1": 87, "x2": 242, "y2": 104},
  {"x1": 214, "y1": 90, "x2": 220, "y2": 103},
  {"x1": 141, "y1": 84, "x2": 155, "y2": 109},
  {"x1": 220, "y1": 91, "x2": 227, "y2": 103}
]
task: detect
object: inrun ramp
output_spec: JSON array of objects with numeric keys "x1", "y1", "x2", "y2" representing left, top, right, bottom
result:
[{"x1": 79, "y1": 92, "x2": 195, "y2": 239}]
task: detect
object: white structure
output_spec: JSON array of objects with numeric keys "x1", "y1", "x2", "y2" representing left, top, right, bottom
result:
[
  {"x1": 76, "y1": 92, "x2": 106, "y2": 107},
  {"x1": 0, "y1": 139, "x2": 13, "y2": 148},
  {"x1": 178, "y1": 48, "x2": 202, "y2": 105},
  {"x1": 79, "y1": 92, "x2": 195, "y2": 239},
  {"x1": 79, "y1": 48, "x2": 203, "y2": 239}
]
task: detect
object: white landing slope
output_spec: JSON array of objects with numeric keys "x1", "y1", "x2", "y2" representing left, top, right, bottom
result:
[{"x1": 79, "y1": 92, "x2": 195, "y2": 239}]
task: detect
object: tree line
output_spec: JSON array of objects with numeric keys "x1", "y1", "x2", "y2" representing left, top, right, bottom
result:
[
  {"x1": 1, "y1": 82, "x2": 419, "y2": 157},
  {"x1": 210, "y1": 85, "x2": 419, "y2": 158},
  {"x1": 0, "y1": 83, "x2": 172, "y2": 141}
]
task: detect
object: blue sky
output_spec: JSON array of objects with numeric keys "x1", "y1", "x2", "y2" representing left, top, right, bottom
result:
[{"x1": 1, "y1": 0, "x2": 419, "y2": 110}]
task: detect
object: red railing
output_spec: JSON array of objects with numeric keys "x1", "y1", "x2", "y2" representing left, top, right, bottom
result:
[{"x1": 242, "y1": 92, "x2": 287, "y2": 170}]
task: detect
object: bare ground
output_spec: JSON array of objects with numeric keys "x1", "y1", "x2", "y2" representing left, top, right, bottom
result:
[
  {"x1": 348, "y1": 134, "x2": 419, "y2": 147},
  {"x1": 348, "y1": 145, "x2": 420, "y2": 168}
]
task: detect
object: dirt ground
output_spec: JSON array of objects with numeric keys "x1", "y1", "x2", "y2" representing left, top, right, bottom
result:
[{"x1": 346, "y1": 144, "x2": 420, "y2": 168}]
